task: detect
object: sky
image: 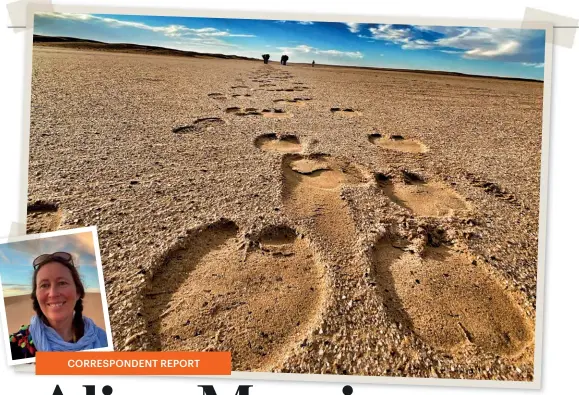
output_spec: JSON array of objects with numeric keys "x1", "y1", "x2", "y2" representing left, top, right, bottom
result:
[
  {"x1": 33, "y1": 13, "x2": 546, "y2": 80},
  {"x1": 0, "y1": 231, "x2": 101, "y2": 297}
]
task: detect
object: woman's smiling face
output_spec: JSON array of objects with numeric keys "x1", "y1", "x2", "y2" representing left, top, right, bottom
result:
[{"x1": 35, "y1": 262, "x2": 79, "y2": 326}]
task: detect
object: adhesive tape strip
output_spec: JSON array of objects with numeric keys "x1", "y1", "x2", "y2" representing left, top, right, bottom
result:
[
  {"x1": 523, "y1": 7, "x2": 578, "y2": 48},
  {"x1": 6, "y1": 0, "x2": 54, "y2": 30}
]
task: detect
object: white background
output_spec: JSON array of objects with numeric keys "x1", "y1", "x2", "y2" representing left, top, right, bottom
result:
[{"x1": 1, "y1": 0, "x2": 578, "y2": 394}]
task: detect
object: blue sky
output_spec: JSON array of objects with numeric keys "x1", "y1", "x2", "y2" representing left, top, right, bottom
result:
[
  {"x1": 33, "y1": 13, "x2": 546, "y2": 80},
  {"x1": 0, "y1": 231, "x2": 101, "y2": 297}
]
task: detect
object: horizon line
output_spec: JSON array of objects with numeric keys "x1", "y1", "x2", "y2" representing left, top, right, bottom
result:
[{"x1": 33, "y1": 33, "x2": 544, "y2": 83}]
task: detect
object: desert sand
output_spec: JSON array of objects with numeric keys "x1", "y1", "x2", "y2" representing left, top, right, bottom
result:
[
  {"x1": 4, "y1": 292, "x2": 106, "y2": 334},
  {"x1": 26, "y1": 44, "x2": 544, "y2": 380}
]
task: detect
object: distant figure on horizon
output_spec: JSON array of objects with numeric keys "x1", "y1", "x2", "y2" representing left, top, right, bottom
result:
[
  {"x1": 312, "y1": 60, "x2": 315, "y2": 67},
  {"x1": 262, "y1": 54, "x2": 270, "y2": 64},
  {"x1": 281, "y1": 54, "x2": 289, "y2": 66}
]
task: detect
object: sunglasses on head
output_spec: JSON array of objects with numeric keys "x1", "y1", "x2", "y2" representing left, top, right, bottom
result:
[{"x1": 32, "y1": 252, "x2": 74, "y2": 270}]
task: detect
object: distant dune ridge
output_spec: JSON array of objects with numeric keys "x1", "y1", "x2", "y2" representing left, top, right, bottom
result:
[
  {"x1": 32, "y1": 35, "x2": 543, "y2": 82},
  {"x1": 33, "y1": 34, "x2": 259, "y2": 61},
  {"x1": 3, "y1": 292, "x2": 106, "y2": 334}
]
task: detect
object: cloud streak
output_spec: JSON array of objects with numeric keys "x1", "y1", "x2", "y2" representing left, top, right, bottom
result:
[
  {"x1": 366, "y1": 24, "x2": 545, "y2": 63},
  {"x1": 275, "y1": 20, "x2": 314, "y2": 25},
  {"x1": 522, "y1": 62, "x2": 544, "y2": 68},
  {"x1": 35, "y1": 13, "x2": 256, "y2": 39},
  {"x1": 345, "y1": 22, "x2": 361, "y2": 33},
  {"x1": 278, "y1": 44, "x2": 363, "y2": 59}
]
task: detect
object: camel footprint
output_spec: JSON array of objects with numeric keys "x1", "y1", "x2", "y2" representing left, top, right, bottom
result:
[
  {"x1": 375, "y1": 170, "x2": 470, "y2": 217},
  {"x1": 143, "y1": 220, "x2": 326, "y2": 371},
  {"x1": 208, "y1": 93, "x2": 227, "y2": 101},
  {"x1": 281, "y1": 154, "x2": 367, "y2": 249},
  {"x1": 172, "y1": 118, "x2": 225, "y2": 133},
  {"x1": 226, "y1": 107, "x2": 292, "y2": 118},
  {"x1": 465, "y1": 173, "x2": 520, "y2": 206},
  {"x1": 261, "y1": 109, "x2": 292, "y2": 119},
  {"x1": 371, "y1": 232, "x2": 532, "y2": 356},
  {"x1": 273, "y1": 98, "x2": 312, "y2": 107},
  {"x1": 331, "y1": 107, "x2": 362, "y2": 117},
  {"x1": 369, "y1": 133, "x2": 428, "y2": 153},
  {"x1": 254, "y1": 133, "x2": 302, "y2": 153},
  {"x1": 27, "y1": 200, "x2": 63, "y2": 233}
]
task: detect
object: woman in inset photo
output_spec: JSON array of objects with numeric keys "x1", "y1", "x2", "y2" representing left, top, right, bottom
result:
[{"x1": 9, "y1": 252, "x2": 108, "y2": 360}]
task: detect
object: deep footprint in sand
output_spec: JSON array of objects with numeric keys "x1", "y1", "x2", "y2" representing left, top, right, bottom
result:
[
  {"x1": 225, "y1": 107, "x2": 242, "y2": 114},
  {"x1": 143, "y1": 220, "x2": 326, "y2": 371},
  {"x1": 230, "y1": 108, "x2": 292, "y2": 118},
  {"x1": 273, "y1": 98, "x2": 311, "y2": 107},
  {"x1": 330, "y1": 107, "x2": 362, "y2": 117},
  {"x1": 254, "y1": 133, "x2": 302, "y2": 153},
  {"x1": 375, "y1": 171, "x2": 470, "y2": 217},
  {"x1": 261, "y1": 109, "x2": 292, "y2": 119},
  {"x1": 26, "y1": 201, "x2": 62, "y2": 233},
  {"x1": 172, "y1": 118, "x2": 225, "y2": 133},
  {"x1": 230, "y1": 108, "x2": 262, "y2": 116},
  {"x1": 282, "y1": 154, "x2": 367, "y2": 248},
  {"x1": 208, "y1": 93, "x2": 227, "y2": 101},
  {"x1": 465, "y1": 173, "x2": 520, "y2": 206},
  {"x1": 369, "y1": 133, "x2": 428, "y2": 153},
  {"x1": 371, "y1": 234, "x2": 532, "y2": 356}
]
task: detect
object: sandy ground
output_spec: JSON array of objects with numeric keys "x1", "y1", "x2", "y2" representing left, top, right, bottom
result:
[
  {"x1": 4, "y1": 292, "x2": 106, "y2": 334},
  {"x1": 26, "y1": 46, "x2": 544, "y2": 380}
]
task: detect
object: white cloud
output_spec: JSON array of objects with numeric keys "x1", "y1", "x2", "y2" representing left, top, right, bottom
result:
[
  {"x1": 35, "y1": 12, "x2": 255, "y2": 39},
  {"x1": 169, "y1": 39, "x2": 239, "y2": 51},
  {"x1": 317, "y1": 49, "x2": 363, "y2": 58},
  {"x1": 277, "y1": 45, "x2": 313, "y2": 55},
  {"x1": 367, "y1": 24, "x2": 543, "y2": 63},
  {"x1": 463, "y1": 40, "x2": 520, "y2": 59},
  {"x1": 294, "y1": 45, "x2": 314, "y2": 53},
  {"x1": 522, "y1": 62, "x2": 544, "y2": 68},
  {"x1": 275, "y1": 20, "x2": 313, "y2": 25},
  {"x1": 401, "y1": 39, "x2": 434, "y2": 50},
  {"x1": 345, "y1": 22, "x2": 361, "y2": 33},
  {"x1": 277, "y1": 44, "x2": 363, "y2": 59},
  {"x1": 36, "y1": 12, "x2": 95, "y2": 21},
  {"x1": 369, "y1": 24, "x2": 413, "y2": 44}
]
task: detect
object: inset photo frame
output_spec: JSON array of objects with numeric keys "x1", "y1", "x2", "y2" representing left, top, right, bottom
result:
[
  {"x1": 0, "y1": 226, "x2": 113, "y2": 366},
  {"x1": 13, "y1": 2, "x2": 553, "y2": 388}
]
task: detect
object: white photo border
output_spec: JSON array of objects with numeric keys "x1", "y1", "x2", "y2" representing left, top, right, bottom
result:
[
  {"x1": 0, "y1": 226, "x2": 114, "y2": 366},
  {"x1": 19, "y1": 3, "x2": 553, "y2": 389}
]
